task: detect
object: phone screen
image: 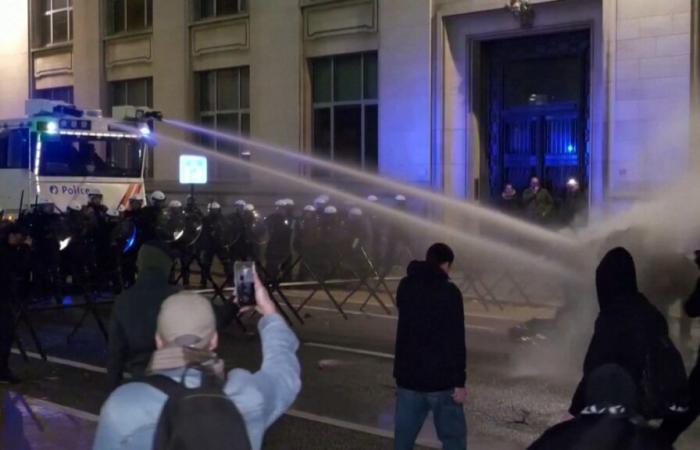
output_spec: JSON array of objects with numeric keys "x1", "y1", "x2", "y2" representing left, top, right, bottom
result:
[{"x1": 234, "y1": 261, "x2": 256, "y2": 307}]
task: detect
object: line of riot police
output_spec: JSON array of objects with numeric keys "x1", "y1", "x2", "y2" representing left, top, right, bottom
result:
[{"x1": 0, "y1": 190, "x2": 415, "y2": 304}]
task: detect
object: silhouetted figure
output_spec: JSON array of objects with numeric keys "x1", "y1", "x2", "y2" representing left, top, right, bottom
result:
[
  {"x1": 659, "y1": 251, "x2": 700, "y2": 443},
  {"x1": 559, "y1": 178, "x2": 587, "y2": 228},
  {"x1": 500, "y1": 183, "x2": 520, "y2": 216},
  {"x1": 569, "y1": 247, "x2": 688, "y2": 420}
]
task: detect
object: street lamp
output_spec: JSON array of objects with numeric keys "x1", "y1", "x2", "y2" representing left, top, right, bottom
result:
[{"x1": 505, "y1": 0, "x2": 535, "y2": 28}]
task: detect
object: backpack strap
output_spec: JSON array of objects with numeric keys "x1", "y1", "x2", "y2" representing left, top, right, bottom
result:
[{"x1": 142, "y1": 374, "x2": 188, "y2": 398}]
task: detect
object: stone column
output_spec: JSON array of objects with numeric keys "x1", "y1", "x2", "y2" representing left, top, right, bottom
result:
[
  {"x1": 72, "y1": 0, "x2": 103, "y2": 109},
  {"x1": 152, "y1": 0, "x2": 191, "y2": 183}
]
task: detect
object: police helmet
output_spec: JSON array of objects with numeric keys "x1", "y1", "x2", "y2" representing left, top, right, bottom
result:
[
  {"x1": 150, "y1": 191, "x2": 166, "y2": 202},
  {"x1": 67, "y1": 200, "x2": 83, "y2": 212}
]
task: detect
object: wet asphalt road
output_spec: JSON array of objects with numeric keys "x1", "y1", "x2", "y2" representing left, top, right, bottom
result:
[{"x1": 6, "y1": 290, "x2": 700, "y2": 450}]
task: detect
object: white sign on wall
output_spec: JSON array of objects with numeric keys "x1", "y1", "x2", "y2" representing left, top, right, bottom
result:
[{"x1": 179, "y1": 155, "x2": 208, "y2": 185}]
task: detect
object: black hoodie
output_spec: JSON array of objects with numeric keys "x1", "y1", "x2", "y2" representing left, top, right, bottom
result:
[
  {"x1": 393, "y1": 260, "x2": 466, "y2": 392},
  {"x1": 570, "y1": 248, "x2": 688, "y2": 419}
]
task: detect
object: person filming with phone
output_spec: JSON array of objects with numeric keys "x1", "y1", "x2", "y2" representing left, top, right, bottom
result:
[{"x1": 94, "y1": 267, "x2": 301, "y2": 450}]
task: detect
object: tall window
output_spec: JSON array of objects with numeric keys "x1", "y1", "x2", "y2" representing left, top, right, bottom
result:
[
  {"x1": 311, "y1": 52, "x2": 378, "y2": 172},
  {"x1": 196, "y1": 0, "x2": 247, "y2": 20},
  {"x1": 110, "y1": 78, "x2": 153, "y2": 108},
  {"x1": 197, "y1": 67, "x2": 250, "y2": 179},
  {"x1": 34, "y1": 86, "x2": 74, "y2": 104},
  {"x1": 108, "y1": 0, "x2": 152, "y2": 35},
  {"x1": 38, "y1": 0, "x2": 73, "y2": 46},
  {"x1": 110, "y1": 78, "x2": 154, "y2": 176}
]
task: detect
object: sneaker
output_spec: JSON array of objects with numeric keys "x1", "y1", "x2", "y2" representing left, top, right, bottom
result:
[{"x1": 0, "y1": 371, "x2": 21, "y2": 385}]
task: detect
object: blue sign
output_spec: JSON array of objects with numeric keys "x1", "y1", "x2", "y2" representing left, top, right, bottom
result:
[{"x1": 179, "y1": 155, "x2": 208, "y2": 185}]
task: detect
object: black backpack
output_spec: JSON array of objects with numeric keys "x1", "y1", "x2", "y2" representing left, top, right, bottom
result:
[{"x1": 145, "y1": 369, "x2": 252, "y2": 450}]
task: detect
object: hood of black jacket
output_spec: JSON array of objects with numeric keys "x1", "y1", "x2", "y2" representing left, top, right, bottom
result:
[
  {"x1": 406, "y1": 260, "x2": 449, "y2": 283},
  {"x1": 596, "y1": 247, "x2": 639, "y2": 310}
]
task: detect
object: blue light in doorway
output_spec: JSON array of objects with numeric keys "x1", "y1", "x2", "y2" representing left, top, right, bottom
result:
[{"x1": 566, "y1": 144, "x2": 575, "y2": 153}]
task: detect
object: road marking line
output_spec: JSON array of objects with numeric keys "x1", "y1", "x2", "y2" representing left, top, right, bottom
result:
[
  {"x1": 27, "y1": 396, "x2": 100, "y2": 422},
  {"x1": 299, "y1": 305, "x2": 498, "y2": 332},
  {"x1": 285, "y1": 409, "x2": 440, "y2": 449},
  {"x1": 305, "y1": 342, "x2": 395, "y2": 359},
  {"x1": 11, "y1": 349, "x2": 440, "y2": 448},
  {"x1": 11, "y1": 349, "x2": 107, "y2": 374}
]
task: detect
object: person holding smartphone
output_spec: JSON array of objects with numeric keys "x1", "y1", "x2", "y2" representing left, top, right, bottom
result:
[{"x1": 94, "y1": 267, "x2": 300, "y2": 450}]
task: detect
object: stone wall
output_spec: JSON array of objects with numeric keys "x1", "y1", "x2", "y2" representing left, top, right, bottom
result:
[{"x1": 610, "y1": 0, "x2": 692, "y2": 198}]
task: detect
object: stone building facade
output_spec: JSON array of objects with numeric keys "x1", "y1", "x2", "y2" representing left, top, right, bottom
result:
[{"x1": 0, "y1": 0, "x2": 697, "y2": 211}]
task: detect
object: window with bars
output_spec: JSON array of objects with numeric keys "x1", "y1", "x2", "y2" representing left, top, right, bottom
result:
[
  {"x1": 34, "y1": 86, "x2": 74, "y2": 104},
  {"x1": 109, "y1": 78, "x2": 154, "y2": 176},
  {"x1": 195, "y1": 0, "x2": 247, "y2": 20},
  {"x1": 37, "y1": 0, "x2": 73, "y2": 47},
  {"x1": 107, "y1": 0, "x2": 153, "y2": 35},
  {"x1": 311, "y1": 52, "x2": 378, "y2": 173}
]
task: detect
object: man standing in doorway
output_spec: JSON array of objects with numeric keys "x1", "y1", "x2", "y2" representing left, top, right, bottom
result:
[
  {"x1": 522, "y1": 176, "x2": 554, "y2": 224},
  {"x1": 393, "y1": 243, "x2": 467, "y2": 450}
]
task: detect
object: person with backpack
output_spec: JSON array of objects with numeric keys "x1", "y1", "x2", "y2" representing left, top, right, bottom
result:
[
  {"x1": 569, "y1": 247, "x2": 689, "y2": 420},
  {"x1": 93, "y1": 270, "x2": 301, "y2": 450}
]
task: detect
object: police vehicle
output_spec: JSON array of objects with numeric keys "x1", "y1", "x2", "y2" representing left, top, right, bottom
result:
[{"x1": 0, "y1": 99, "x2": 160, "y2": 212}]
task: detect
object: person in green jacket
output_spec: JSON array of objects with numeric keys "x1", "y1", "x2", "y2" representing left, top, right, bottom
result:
[{"x1": 522, "y1": 176, "x2": 554, "y2": 224}]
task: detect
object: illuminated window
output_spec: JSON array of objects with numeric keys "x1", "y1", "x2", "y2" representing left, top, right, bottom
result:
[
  {"x1": 107, "y1": 0, "x2": 153, "y2": 35},
  {"x1": 197, "y1": 67, "x2": 250, "y2": 179},
  {"x1": 34, "y1": 86, "x2": 74, "y2": 104},
  {"x1": 38, "y1": 0, "x2": 73, "y2": 46},
  {"x1": 109, "y1": 78, "x2": 154, "y2": 177},
  {"x1": 311, "y1": 52, "x2": 378, "y2": 172},
  {"x1": 196, "y1": 0, "x2": 247, "y2": 20}
]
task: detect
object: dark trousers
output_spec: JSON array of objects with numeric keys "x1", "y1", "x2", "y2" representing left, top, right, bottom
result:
[
  {"x1": 660, "y1": 360, "x2": 700, "y2": 442},
  {"x1": 394, "y1": 387, "x2": 467, "y2": 450},
  {"x1": 0, "y1": 303, "x2": 14, "y2": 374}
]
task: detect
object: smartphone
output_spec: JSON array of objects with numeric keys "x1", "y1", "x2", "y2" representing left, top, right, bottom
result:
[{"x1": 234, "y1": 261, "x2": 256, "y2": 307}]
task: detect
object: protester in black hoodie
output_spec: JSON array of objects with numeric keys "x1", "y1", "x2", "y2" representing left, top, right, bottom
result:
[
  {"x1": 393, "y1": 243, "x2": 466, "y2": 450},
  {"x1": 529, "y1": 364, "x2": 671, "y2": 450},
  {"x1": 569, "y1": 247, "x2": 688, "y2": 420}
]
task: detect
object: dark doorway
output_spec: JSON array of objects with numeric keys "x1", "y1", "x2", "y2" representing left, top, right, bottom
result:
[{"x1": 481, "y1": 30, "x2": 590, "y2": 205}]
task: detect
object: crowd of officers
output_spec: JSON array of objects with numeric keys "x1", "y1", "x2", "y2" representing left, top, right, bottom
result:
[{"x1": 0, "y1": 188, "x2": 411, "y2": 383}]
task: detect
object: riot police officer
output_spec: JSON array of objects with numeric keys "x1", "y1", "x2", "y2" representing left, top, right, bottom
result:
[
  {"x1": 200, "y1": 202, "x2": 233, "y2": 288},
  {"x1": 62, "y1": 200, "x2": 94, "y2": 292},
  {"x1": 121, "y1": 197, "x2": 144, "y2": 287},
  {"x1": 141, "y1": 190, "x2": 167, "y2": 242},
  {"x1": 265, "y1": 200, "x2": 294, "y2": 281},
  {"x1": 0, "y1": 224, "x2": 32, "y2": 384},
  {"x1": 22, "y1": 203, "x2": 64, "y2": 302},
  {"x1": 96, "y1": 208, "x2": 127, "y2": 294}
]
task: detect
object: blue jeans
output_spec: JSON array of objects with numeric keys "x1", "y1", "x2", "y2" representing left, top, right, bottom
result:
[{"x1": 394, "y1": 387, "x2": 467, "y2": 450}]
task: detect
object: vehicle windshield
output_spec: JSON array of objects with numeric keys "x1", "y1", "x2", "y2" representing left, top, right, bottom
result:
[{"x1": 39, "y1": 134, "x2": 144, "y2": 178}]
